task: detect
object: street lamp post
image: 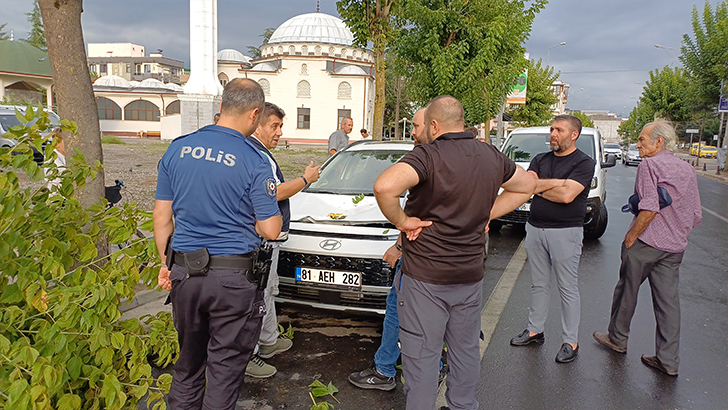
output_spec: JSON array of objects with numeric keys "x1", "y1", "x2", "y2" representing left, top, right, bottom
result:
[
  {"x1": 654, "y1": 44, "x2": 676, "y2": 67},
  {"x1": 546, "y1": 42, "x2": 567, "y2": 65}
]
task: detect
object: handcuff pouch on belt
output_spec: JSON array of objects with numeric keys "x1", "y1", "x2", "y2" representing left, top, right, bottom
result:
[
  {"x1": 165, "y1": 235, "x2": 210, "y2": 277},
  {"x1": 249, "y1": 241, "x2": 274, "y2": 291}
]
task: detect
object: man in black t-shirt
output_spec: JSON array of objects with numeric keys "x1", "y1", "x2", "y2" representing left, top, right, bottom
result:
[
  {"x1": 374, "y1": 96, "x2": 536, "y2": 410},
  {"x1": 506, "y1": 115, "x2": 595, "y2": 364}
]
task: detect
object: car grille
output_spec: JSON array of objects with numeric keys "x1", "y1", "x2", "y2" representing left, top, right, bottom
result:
[
  {"x1": 278, "y1": 251, "x2": 393, "y2": 287},
  {"x1": 497, "y1": 210, "x2": 530, "y2": 224},
  {"x1": 277, "y1": 283, "x2": 388, "y2": 310}
]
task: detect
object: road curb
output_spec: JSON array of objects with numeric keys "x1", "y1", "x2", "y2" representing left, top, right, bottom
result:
[{"x1": 120, "y1": 288, "x2": 168, "y2": 312}]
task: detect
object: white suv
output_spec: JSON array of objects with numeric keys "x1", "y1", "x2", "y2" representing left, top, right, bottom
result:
[
  {"x1": 493, "y1": 126, "x2": 616, "y2": 239},
  {"x1": 276, "y1": 141, "x2": 414, "y2": 314}
]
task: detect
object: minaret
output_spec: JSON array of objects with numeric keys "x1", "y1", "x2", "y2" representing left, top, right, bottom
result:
[{"x1": 179, "y1": 0, "x2": 222, "y2": 135}]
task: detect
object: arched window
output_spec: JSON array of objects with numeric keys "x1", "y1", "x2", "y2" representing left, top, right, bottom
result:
[
  {"x1": 301, "y1": 64, "x2": 308, "y2": 75},
  {"x1": 218, "y1": 72, "x2": 229, "y2": 86},
  {"x1": 297, "y1": 80, "x2": 311, "y2": 98},
  {"x1": 288, "y1": 45, "x2": 296, "y2": 54},
  {"x1": 341, "y1": 48, "x2": 348, "y2": 58},
  {"x1": 96, "y1": 97, "x2": 121, "y2": 120},
  {"x1": 301, "y1": 45, "x2": 308, "y2": 55},
  {"x1": 124, "y1": 100, "x2": 160, "y2": 121},
  {"x1": 259, "y1": 78, "x2": 271, "y2": 96},
  {"x1": 352, "y1": 50, "x2": 358, "y2": 59},
  {"x1": 315, "y1": 45, "x2": 322, "y2": 56},
  {"x1": 337, "y1": 82, "x2": 352, "y2": 99},
  {"x1": 278, "y1": 46, "x2": 283, "y2": 54},
  {"x1": 166, "y1": 100, "x2": 180, "y2": 115},
  {"x1": 328, "y1": 46, "x2": 335, "y2": 56}
]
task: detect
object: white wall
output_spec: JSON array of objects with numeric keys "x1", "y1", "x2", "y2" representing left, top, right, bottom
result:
[
  {"x1": 161, "y1": 114, "x2": 182, "y2": 140},
  {"x1": 88, "y1": 43, "x2": 145, "y2": 58}
]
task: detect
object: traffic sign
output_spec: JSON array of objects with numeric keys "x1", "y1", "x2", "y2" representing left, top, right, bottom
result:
[
  {"x1": 720, "y1": 96, "x2": 728, "y2": 113},
  {"x1": 686, "y1": 129, "x2": 699, "y2": 133}
]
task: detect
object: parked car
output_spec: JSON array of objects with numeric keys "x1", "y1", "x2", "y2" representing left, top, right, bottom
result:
[
  {"x1": 603, "y1": 143, "x2": 622, "y2": 160},
  {"x1": 276, "y1": 140, "x2": 490, "y2": 314},
  {"x1": 0, "y1": 105, "x2": 60, "y2": 163},
  {"x1": 699, "y1": 145, "x2": 717, "y2": 158},
  {"x1": 622, "y1": 143, "x2": 642, "y2": 166},
  {"x1": 492, "y1": 126, "x2": 616, "y2": 239}
]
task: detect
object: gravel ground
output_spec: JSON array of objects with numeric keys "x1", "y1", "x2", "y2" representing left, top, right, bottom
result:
[{"x1": 104, "y1": 138, "x2": 329, "y2": 211}]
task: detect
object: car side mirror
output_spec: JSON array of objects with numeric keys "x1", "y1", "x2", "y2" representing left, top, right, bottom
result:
[{"x1": 602, "y1": 154, "x2": 616, "y2": 168}]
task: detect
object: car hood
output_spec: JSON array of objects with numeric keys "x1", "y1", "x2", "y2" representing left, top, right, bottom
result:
[{"x1": 290, "y1": 191, "x2": 404, "y2": 224}]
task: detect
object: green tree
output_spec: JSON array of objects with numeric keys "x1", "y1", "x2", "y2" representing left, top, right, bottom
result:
[
  {"x1": 618, "y1": 102, "x2": 653, "y2": 143},
  {"x1": 20, "y1": 0, "x2": 47, "y2": 51},
  {"x1": 246, "y1": 27, "x2": 275, "y2": 60},
  {"x1": 507, "y1": 59, "x2": 559, "y2": 127},
  {"x1": 396, "y1": 0, "x2": 547, "y2": 125},
  {"x1": 680, "y1": 0, "x2": 728, "y2": 110},
  {"x1": 0, "y1": 23, "x2": 10, "y2": 41},
  {"x1": 641, "y1": 66, "x2": 691, "y2": 124},
  {"x1": 0, "y1": 108, "x2": 177, "y2": 410},
  {"x1": 569, "y1": 111, "x2": 595, "y2": 128},
  {"x1": 384, "y1": 50, "x2": 415, "y2": 140},
  {"x1": 338, "y1": 0, "x2": 399, "y2": 140}
]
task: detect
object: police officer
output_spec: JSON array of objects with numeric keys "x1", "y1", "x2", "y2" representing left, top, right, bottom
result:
[{"x1": 154, "y1": 78, "x2": 282, "y2": 410}]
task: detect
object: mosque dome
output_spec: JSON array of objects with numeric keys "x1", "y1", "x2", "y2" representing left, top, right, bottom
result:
[
  {"x1": 250, "y1": 62, "x2": 278, "y2": 72},
  {"x1": 217, "y1": 49, "x2": 251, "y2": 64},
  {"x1": 138, "y1": 78, "x2": 167, "y2": 89},
  {"x1": 165, "y1": 82, "x2": 184, "y2": 92},
  {"x1": 334, "y1": 64, "x2": 367, "y2": 75},
  {"x1": 268, "y1": 13, "x2": 353, "y2": 47},
  {"x1": 94, "y1": 75, "x2": 131, "y2": 88},
  {"x1": 129, "y1": 80, "x2": 141, "y2": 87}
]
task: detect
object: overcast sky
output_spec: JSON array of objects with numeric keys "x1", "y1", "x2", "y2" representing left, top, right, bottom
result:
[{"x1": 3, "y1": 0, "x2": 720, "y2": 117}]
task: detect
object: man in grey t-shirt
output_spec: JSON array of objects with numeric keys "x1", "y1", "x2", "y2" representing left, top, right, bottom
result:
[{"x1": 328, "y1": 117, "x2": 353, "y2": 156}]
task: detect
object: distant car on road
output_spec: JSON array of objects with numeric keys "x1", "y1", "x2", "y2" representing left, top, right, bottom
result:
[
  {"x1": 493, "y1": 126, "x2": 616, "y2": 239},
  {"x1": 603, "y1": 143, "x2": 622, "y2": 160},
  {"x1": 622, "y1": 143, "x2": 642, "y2": 166},
  {"x1": 699, "y1": 145, "x2": 717, "y2": 158},
  {"x1": 0, "y1": 105, "x2": 61, "y2": 163}
]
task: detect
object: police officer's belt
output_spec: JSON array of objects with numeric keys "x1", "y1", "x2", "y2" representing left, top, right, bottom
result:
[{"x1": 173, "y1": 252, "x2": 253, "y2": 270}]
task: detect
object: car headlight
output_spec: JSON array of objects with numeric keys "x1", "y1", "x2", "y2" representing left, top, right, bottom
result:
[{"x1": 590, "y1": 176, "x2": 597, "y2": 190}]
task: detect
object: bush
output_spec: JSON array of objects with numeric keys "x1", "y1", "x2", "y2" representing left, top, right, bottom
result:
[
  {"x1": 100, "y1": 135, "x2": 125, "y2": 145},
  {"x1": 0, "y1": 105, "x2": 177, "y2": 410}
]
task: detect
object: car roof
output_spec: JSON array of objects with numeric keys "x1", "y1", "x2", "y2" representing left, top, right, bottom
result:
[
  {"x1": 508, "y1": 126, "x2": 599, "y2": 136},
  {"x1": 346, "y1": 140, "x2": 415, "y2": 152}
]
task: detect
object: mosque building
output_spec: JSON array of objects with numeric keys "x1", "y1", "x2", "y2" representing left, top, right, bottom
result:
[{"x1": 217, "y1": 12, "x2": 374, "y2": 144}]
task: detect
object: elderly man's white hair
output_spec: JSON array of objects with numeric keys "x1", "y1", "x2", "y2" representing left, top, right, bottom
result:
[{"x1": 644, "y1": 121, "x2": 677, "y2": 152}]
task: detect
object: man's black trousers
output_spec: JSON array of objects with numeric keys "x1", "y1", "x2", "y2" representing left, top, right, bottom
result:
[{"x1": 167, "y1": 264, "x2": 265, "y2": 410}]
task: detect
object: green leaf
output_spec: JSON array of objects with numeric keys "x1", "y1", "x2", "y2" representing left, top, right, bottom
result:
[
  {"x1": 110, "y1": 332, "x2": 124, "y2": 349},
  {"x1": 382, "y1": 229, "x2": 390, "y2": 234},
  {"x1": 326, "y1": 381, "x2": 339, "y2": 395},
  {"x1": 57, "y1": 393, "x2": 82, "y2": 410},
  {"x1": 0, "y1": 282, "x2": 23, "y2": 304},
  {"x1": 311, "y1": 387, "x2": 330, "y2": 397},
  {"x1": 67, "y1": 357, "x2": 82, "y2": 381},
  {"x1": 0, "y1": 334, "x2": 11, "y2": 354}
]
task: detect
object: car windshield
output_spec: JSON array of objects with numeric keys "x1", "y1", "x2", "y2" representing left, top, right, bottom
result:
[
  {"x1": 604, "y1": 144, "x2": 620, "y2": 149},
  {"x1": 0, "y1": 111, "x2": 60, "y2": 130},
  {"x1": 501, "y1": 132, "x2": 596, "y2": 162},
  {"x1": 306, "y1": 149, "x2": 409, "y2": 195},
  {"x1": 628, "y1": 144, "x2": 638, "y2": 152}
]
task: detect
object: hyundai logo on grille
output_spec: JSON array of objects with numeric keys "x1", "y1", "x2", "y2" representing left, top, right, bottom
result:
[{"x1": 319, "y1": 239, "x2": 342, "y2": 251}]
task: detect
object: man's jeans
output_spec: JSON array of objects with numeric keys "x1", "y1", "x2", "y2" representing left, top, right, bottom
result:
[{"x1": 373, "y1": 261, "x2": 401, "y2": 378}]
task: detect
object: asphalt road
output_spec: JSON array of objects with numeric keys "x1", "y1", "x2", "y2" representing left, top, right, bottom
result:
[{"x1": 134, "y1": 161, "x2": 728, "y2": 410}]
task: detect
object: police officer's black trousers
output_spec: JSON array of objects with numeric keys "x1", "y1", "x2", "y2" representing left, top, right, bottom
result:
[{"x1": 167, "y1": 264, "x2": 265, "y2": 410}]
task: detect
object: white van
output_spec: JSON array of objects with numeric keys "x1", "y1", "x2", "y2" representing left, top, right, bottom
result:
[{"x1": 493, "y1": 126, "x2": 616, "y2": 239}]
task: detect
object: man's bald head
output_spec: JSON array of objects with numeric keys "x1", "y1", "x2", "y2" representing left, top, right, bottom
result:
[{"x1": 424, "y1": 95, "x2": 465, "y2": 142}]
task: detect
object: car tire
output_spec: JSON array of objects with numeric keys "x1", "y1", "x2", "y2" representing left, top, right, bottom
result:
[{"x1": 584, "y1": 202, "x2": 608, "y2": 240}]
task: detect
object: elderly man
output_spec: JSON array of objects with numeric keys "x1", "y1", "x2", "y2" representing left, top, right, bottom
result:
[
  {"x1": 374, "y1": 96, "x2": 535, "y2": 410},
  {"x1": 594, "y1": 122, "x2": 702, "y2": 376},
  {"x1": 507, "y1": 115, "x2": 595, "y2": 364},
  {"x1": 328, "y1": 117, "x2": 353, "y2": 156}
]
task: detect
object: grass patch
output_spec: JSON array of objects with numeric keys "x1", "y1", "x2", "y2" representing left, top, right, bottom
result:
[
  {"x1": 273, "y1": 148, "x2": 329, "y2": 180},
  {"x1": 101, "y1": 135, "x2": 125, "y2": 144}
]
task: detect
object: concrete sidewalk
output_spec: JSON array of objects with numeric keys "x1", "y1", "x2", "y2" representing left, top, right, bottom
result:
[{"x1": 675, "y1": 152, "x2": 728, "y2": 184}]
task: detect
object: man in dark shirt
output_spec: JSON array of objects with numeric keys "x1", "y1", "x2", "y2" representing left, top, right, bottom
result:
[
  {"x1": 506, "y1": 115, "x2": 595, "y2": 364},
  {"x1": 374, "y1": 96, "x2": 536, "y2": 410}
]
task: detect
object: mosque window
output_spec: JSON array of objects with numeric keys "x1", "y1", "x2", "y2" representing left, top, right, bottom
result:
[
  {"x1": 259, "y1": 78, "x2": 271, "y2": 96},
  {"x1": 218, "y1": 72, "x2": 229, "y2": 87},
  {"x1": 278, "y1": 46, "x2": 284, "y2": 54},
  {"x1": 301, "y1": 64, "x2": 308, "y2": 75},
  {"x1": 124, "y1": 100, "x2": 160, "y2": 122},
  {"x1": 96, "y1": 97, "x2": 121, "y2": 120},
  {"x1": 341, "y1": 48, "x2": 347, "y2": 58},
  {"x1": 337, "y1": 82, "x2": 352, "y2": 99},
  {"x1": 100, "y1": 64, "x2": 107, "y2": 74},
  {"x1": 302, "y1": 45, "x2": 308, "y2": 55},
  {"x1": 337, "y1": 109, "x2": 351, "y2": 129},
  {"x1": 297, "y1": 108, "x2": 311, "y2": 129},
  {"x1": 352, "y1": 50, "x2": 358, "y2": 59},
  {"x1": 315, "y1": 46, "x2": 322, "y2": 56},
  {"x1": 166, "y1": 100, "x2": 180, "y2": 115},
  {"x1": 297, "y1": 80, "x2": 311, "y2": 98},
  {"x1": 289, "y1": 45, "x2": 296, "y2": 54},
  {"x1": 328, "y1": 46, "x2": 335, "y2": 56},
  {"x1": 144, "y1": 64, "x2": 151, "y2": 73}
]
